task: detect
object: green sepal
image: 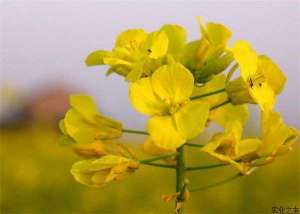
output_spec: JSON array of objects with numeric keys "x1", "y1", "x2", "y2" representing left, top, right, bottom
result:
[{"x1": 85, "y1": 50, "x2": 111, "y2": 66}]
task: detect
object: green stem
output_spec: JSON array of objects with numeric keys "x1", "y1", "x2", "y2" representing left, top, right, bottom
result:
[
  {"x1": 190, "y1": 88, "x2": 226, "y2": 100},
  {"x1": 122, "y1": 128, "x2": 148, "y2": 135},
  {"x1": 140, "y1": 162, "x2": 175, "y2": 169},
  {"x1": 186, "y1": 163, "x2": 228, "y2": 171},
  {"x1": 210, "y1": 100, "x2": 231, "y2": 110},
  {"x1": 184, "y1": 142, "x2": 204, "y2": 148},
  {"x1": 176, "y1": 146, "x2": 185, "y2": 214},
  {"x1": 225, "y1": 63, "x2": 239, "y2": 84},
  {"x1": 189, "y1": 173, "x2": 242, "y2": 192},
  {"x1": 139, "y1": 153, "x2": 177, "y2": 164}
]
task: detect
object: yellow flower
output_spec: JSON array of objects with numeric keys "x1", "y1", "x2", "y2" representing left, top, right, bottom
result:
[
  {"x1": 70, "y1": 155, "x2": 139, "y2": 187},
  {"x1": 227, "y1": 41, "x2": 286, "y2": 112},
  {"x1": 182, "y1": 17, "x2": 233, "y2": 82},
  {"x1": 86, "y1": 25, "x2": 186, "y2": 82},
  {"x1": 193, "y1": 74, "x2": 249, "y2": 127},
  {"x1": 129, "y1": 62, "x2": 210, "y2": 150},
  {"x1": 201, "y1": 122, "x2": 261, "y2": 174},
  {"x1": 256, "y1": 111, "x2": 298, "y2": 158},
  {"x1": 202, "y1": 111, "x2": 298, "y2": 174},
  {"x1": 60, "y1": 94, "x2": 122, "y2": 143}
]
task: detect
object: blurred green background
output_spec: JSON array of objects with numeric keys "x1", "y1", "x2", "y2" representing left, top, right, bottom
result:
[{"x1": 1, "y1": 122, "x2": 299, "y2": 213}]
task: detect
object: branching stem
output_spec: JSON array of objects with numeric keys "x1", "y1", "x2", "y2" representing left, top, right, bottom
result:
[
  {"x1": 190, "y1": 88, "x2": 226, "y2": 100},
  {"x1": 189, "y1": 173, "x2": 242, "y2": 192},
  {"x1": 139, "y1": 153, "x2": 177, "y2": 164}
]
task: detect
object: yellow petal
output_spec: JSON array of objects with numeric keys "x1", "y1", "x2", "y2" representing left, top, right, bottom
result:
[
  {"x1": 125, "y1": 63, "x2": 143, "y2": 82},
  {"x1": 159, "y1": 24, "x2": 186, "y2": 59},
  {"x1": 249, "y1": 83, "x2": 275, "y2": 112},
  {"x1": 149, "y1": 31, "x2": 169, "y2": 59},
  {"x1": 70, "y1": 94, "x2": 98, "y2": 123},
  {"x1": 258, "y1": 111, "x2": 298, "y2": 157},
  {"x1": 258, "y1": 55, "x2": 286, "y2": 94},
  {"x1": 64, "y1": 109, "x2": 98, "y2": 143},
  {"x1": 151, "y1": 62, "x2": 194, "y2": 104},
  {"x1": 129, "y1": 77, "x2": 168, "y2": 115},
  {"x1": 103, "y1": 57, "x2": 132, "y2": 67},
  {"x1": 206, "y1": 22, "x2": 232, "y2": 47},
  {"x1": 236, "y1": 138, "x2": 262, "y2": 158},
  {"x1": 210, "y1": 104, "x2": 249, "y2": 127},
  {"x1": 72, "y1": 141, "x2": 108, "y2": 158},
  {"x1": 142, "y1": 138, "x2": 174, "y2": 155},
  {"x1": 174, "y1": 101, "x2": 209, "y2": 139},
  {"x1": 147, "y1": 116, "x2": 185, "y2": 150},
  {"x1": 231, "y1": 40, "x2": 258, "y2": 82},
  {"x1": 115, "y1": 29, "x2": 147, "y2": 48}
]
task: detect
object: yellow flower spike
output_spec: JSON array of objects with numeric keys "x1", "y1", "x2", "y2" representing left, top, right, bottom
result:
[
  {"x1": 70, "y1": 155, "x2": 139, "y2": 187},
  {"x1": 129, "y1": 62, "x2": 210, "y2": 150},
  {"x1": 61, "y1": 94, "x2": 123, "y2": 143},
  {"x1": 229, "y1": 41, "x2": 286, "y2": 112},
  {"x1": 257, "y1": 111, "x2": 298, "y2": 157}
]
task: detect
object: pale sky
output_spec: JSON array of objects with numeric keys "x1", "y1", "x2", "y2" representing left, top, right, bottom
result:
[{"x1": 1, "y1": 0, "x2": 300, "y2": 130}]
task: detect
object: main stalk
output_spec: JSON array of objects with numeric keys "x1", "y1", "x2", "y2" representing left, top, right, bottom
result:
[{"x1": 176, "y1": 145, "x2": 185, "y2": 214}]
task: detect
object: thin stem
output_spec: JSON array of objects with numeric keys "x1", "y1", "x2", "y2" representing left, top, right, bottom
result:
[
  {"x1": 122, "y1": 128, "x2": 148, "y2": 135},
  {"x1": 225, "y1": 63, "x2": 239, "y2": 84},
  {"x1": 186, "y1": 163, "x2": 228, "y2": 171},
  {"x1": 140, "y1": 162, "x2": 176, "y2": 169},
  {"x1": 189, "y1": 173, "x2": 242, "y2": 192},
  {"x1": 190, "y1": 88, "x2": 226, "y2": 100},
  {"x1": 210, "y1": 99, "x2": 231, "y2": 110},
  {"x1": 175, "y1": 146, "x2": 185, "y2": 214},
  {"x1": 184, "y1": 142, "x2": 204, "y2": 148},
  {"x1": 139, "y1": 153, "x2": 177, "y2": 164}
]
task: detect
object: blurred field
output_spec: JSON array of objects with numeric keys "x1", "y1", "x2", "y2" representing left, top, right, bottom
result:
[{"x1": 0, "y1": 123, "x2": 299, "y2": 213}]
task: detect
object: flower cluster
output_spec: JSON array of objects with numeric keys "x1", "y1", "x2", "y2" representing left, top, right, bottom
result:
[{"x1": 60, "y1": 17, "x2": 298, "y2": 210}]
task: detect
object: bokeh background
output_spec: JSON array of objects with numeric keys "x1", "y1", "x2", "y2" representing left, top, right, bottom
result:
[{"x1": 1, "y1": 1, "x2": 300, "y2": 213}]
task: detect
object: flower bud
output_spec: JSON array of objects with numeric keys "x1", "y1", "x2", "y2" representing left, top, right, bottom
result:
[
  {"x1": 226, "y1": 77, "x2": 254, "y2": 105},
  {"x1": 70, "y1": 155, "x2": 139, "y2": 187}
]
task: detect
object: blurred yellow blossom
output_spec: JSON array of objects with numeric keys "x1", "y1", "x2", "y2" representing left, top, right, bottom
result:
[
  {"x1": 59, "y1": 94, "x2": 122, "y2": 144},
  {"x1": 71, "y1": 155, "x2": 139, "y2": 187}
]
